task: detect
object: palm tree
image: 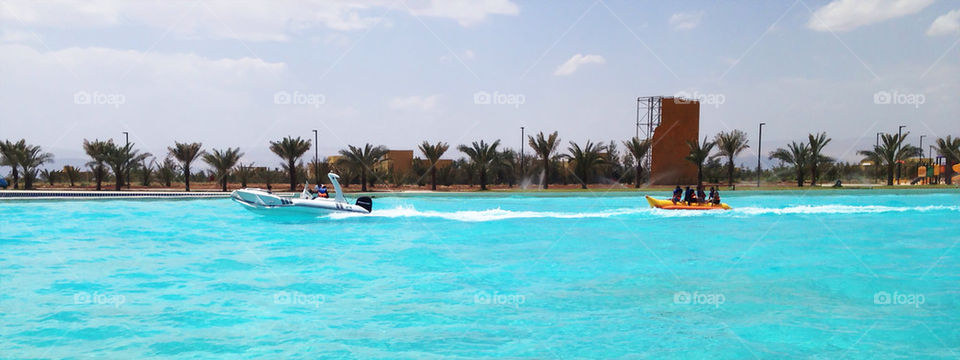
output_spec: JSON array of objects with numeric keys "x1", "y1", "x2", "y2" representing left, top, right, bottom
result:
[
  {"x1": 41, "y1": 168, "x2": 60, "y2": 186},
  {"x1": 337, "y1": 143, "x2": 389, "y2": 192},
  {"x1": 458, "y1": 140, "x2": 501, "y2": 190},
  {"x1": 156, "y1": 157, "x2": 178, "y2": 187},
  {"x1": 269, "y1": 137, "x2": 311, "y2": 191},
  {"x1": 685, "y1": 137, "x2": 716, "y2": 187},
  {"x1": 63, "y1": 165, "x2": 80, "y2": 187},
  {"x1": 858, "y1": 133, "x2": 921, "y2": 186},
  {"x1": 565, "y1": 140, "x2": 606, "y2": 189},
  {"x1": 83, "y1": 139, "x2": 111, "y2": 191},
  {"x1": 528, "y1": 131, "x2": 560, "y2": 189},
  {"x1": 18, "y1": 143, "x2": 53, "y2": 190},
  {"x1": 104, "y1": 142, "x2": 149, "y2": 191},
  {"x1": 235, "y1": 162, "x2": 255, "y2": 188},
  {"x1": 0, "y1": 140, "x2": 24, "y2": 189},
  {"x1": 934, "y1": 136, "x2": 960, "y2": 185},
  {"x1": 770, "y1": 141, "x2": 812, "y2": 187},
  {"x1": 139, "y1": 158, "x2": 154, "y2": 186},
  {"x1": 807, "y1": 132, "x2": 833, "y2": 186},
  {"x1": 623, "y1": 137, "x2": 652, "y2": 188},
  {"x1": 168, "y1": 142, "x2": 204, "y2": 191},
  {"x1": 713, "y1": 130, "x2": 749, "y2": 187},
  {"x1": 418, "y1": 141, "x2": 449, "y2": 190},
  {"x1": 203, "y1": 147, "x2": 243, "y2": 192}
]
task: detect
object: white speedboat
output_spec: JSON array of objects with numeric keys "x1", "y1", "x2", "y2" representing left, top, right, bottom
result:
[{"x1": 231, "y1": 173, "x2": 372, "y2": 215}]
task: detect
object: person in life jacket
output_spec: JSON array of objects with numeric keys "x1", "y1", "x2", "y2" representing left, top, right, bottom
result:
[
  {"x1": 696, "y1": 186, "x2": 706, "y2": 205},
  {"x1": 709, "y1": 187, "x2": 721, "y2": 205},
  {"x1": 683, "y1": 186, "x2": 695, "y2": 205},
  {"x1": 318, "y1": 184, "x2": 329, "y2": 198},
  {"x1": 672, "y1": 185, "x2": 683, "y2": 204}
]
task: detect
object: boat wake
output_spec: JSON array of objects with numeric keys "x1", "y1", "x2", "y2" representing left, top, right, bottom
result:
[{"x1": 325, "y1": 204, "x2": 959, "y2": 222}]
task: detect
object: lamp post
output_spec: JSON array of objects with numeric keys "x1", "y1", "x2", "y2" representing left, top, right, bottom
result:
[
  {"x1": 757, "y1": 123, "x2": 765, "y2": 188},
  {"x1": 919, "y1": 135, "x2": 926, "y2": 162},
  {"x1": 520, "y1": 126, "x2": 525, "y2": 178},
  {"x1": 896, "y1": 125, "x2": 905, "y2": 185},
  {"x1": 122, "y1": 131, "x2": 129, "y2": 189},
  {"x1": 312, "y1": 129, "x2": 319, "y2": 184}
]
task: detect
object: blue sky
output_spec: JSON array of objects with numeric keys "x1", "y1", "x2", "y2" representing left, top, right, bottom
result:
[{"x1": 1, "y1": 0, "x2": 959, "y2": 169}]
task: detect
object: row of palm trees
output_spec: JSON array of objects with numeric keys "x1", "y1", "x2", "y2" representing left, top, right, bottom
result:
[{"x1": 2, "y1": 132, "x2": 959, "y2": 190}]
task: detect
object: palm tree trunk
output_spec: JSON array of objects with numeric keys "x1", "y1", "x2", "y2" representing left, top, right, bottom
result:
[
  {"x1": 945, "y1": 160, "x2": 954, "y2": 185},
  {"x1": 797, "y1": 167, "x2": 804, "y2": 187},
  {"x1": 542, "y1": 158, "x2": 549, "y2": 189},
  {"x1": 95, "y1": 167, "x2": 102, "y2": 191},
  {"x1": 115, "y1": 170, "x2": 123, "y2": 191},
  {"x1": 11, "y1": 167, "x2": 18, "y2": 189},
  {"x1": 288, "y1": 159, "x2": 296, "y2": 191},
  {"x1": 480, "y1": 166, "x2": 487, "y2": 190},
  {"x1": 361, "y1": 171, "x2": 368, "y2": 192},
  {"x1": 431, "y1": 167, "x2": 437, "y2": 191},
  {"x1": 184, "y1": 165, "x2": 191, "y2": 192},
  {"x1": 727, "y1": 156, "x2": 735, "y2": 187},
  {"x1": 222, "y1": 176, "x2": 227, "y2": 192},
  {"x1": 811, "y1": 164, "x2": 818, "y2": 186},
  {"x1": 697, "y1": 164, "x2": 703, "y2": 187},
  {"x1": 635, "y1": 164, "x2": 642, "y2": 188},
  {"x1": 886, "y1": 165, "x2": 894, "y2": 186}
]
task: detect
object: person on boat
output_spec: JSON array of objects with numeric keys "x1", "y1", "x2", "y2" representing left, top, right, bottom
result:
[
  {"x1": 672, "y1": 186, "x2": 683, "y2": 204},
  {"x1": 682, "y1": 186, "x2": 694, "y2": 205},
  {"x1": 711, "y1": 187, "x2": 721, "y2": 205},
  {"x1": 696, "y1": 186, "x2": 706, "y2": 205},
  {"x1": 318, "y1": 184, "x2": 329, "y2": 198}
]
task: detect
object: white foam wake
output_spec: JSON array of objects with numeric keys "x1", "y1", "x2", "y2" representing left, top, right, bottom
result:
[
  {"x1": 326, "y1": 205, "x2": 653, "y2": 222},
  {"x1": 325, "y1": 204, "x2": 959, "y2": 222},
  {"x1": 734, "y1": 205, "x2": 960, "y2": 215}
]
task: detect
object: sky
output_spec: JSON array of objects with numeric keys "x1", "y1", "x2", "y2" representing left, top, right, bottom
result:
[{"x1": 1, "y1": 0, "x2": 959, "y2": 170}]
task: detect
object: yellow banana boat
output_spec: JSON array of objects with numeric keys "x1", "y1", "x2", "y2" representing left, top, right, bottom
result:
[{"x1": 645, "y1": 196, "x2": 731, "y2": 210}]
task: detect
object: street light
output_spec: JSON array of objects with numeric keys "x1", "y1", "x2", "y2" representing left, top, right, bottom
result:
[
  {"x1": 520, "y1": 126, "x2": 525, "y2": 178},
  {"x1": 876, "y1": 132, "x2": 883, "y2": 148},
  {"x1": 757, "y1": 122, "x2": 766, "y2": 188},
  {"x1": 896, "y1": 125, "x2": 906, "y2": 185},
  {"x1": 312, "y1": 129, "x2": 319, "y2": 184},
  {"x1": 919, "y1": 135, "x2": 926, "y2": 162},
  {"x1": 122, "y1": 131, "x2": 129, "y2": 189}
]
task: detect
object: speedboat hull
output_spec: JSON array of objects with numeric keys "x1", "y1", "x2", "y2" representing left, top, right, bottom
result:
[
  {"x1": 646, "y1": 196, "x2": 731, "y2": 210},
  {"x1": 231, "y1": 187, "x2": 371, "y2": 215}
]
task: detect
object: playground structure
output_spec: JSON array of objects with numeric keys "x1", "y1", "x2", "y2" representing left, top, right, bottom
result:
[{"x1": 914, "y1": 158, "x2": 960, "y2": 185}]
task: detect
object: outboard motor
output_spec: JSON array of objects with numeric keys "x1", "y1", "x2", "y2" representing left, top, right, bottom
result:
[{"x1": 355, "y1": 196, "x2": 373, "y2": 212}]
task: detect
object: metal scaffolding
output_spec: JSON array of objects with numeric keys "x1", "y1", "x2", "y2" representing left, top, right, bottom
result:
[{"x1": 635, "y1": 96, "x2": 662, "y2": 168}]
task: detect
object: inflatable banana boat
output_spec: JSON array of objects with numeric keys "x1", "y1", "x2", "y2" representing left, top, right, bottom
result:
[{"x1": 645, "y1": 196, "x2": 731, "y2": 210}]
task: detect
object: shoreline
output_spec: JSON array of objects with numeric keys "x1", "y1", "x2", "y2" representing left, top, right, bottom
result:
[{"x1": 1, "y1": 184, "x2": 957, "y2": 200}]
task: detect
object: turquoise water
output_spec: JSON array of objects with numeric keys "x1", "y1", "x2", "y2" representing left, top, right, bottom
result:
[{"x1": 1, "y1": 190, "x2": 959, "y2": 358}]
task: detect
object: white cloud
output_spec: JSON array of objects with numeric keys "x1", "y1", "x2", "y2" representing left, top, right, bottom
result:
[
  {"x1": 388, "y1": 95, "x2": 440, "y2": 111},
  {"x1": 407, "y1": 0, "x2": 519, "y2": 27},
  {"x1": 926, "y1": 9, "x2": 960, "y2": 36},
  {"x1": 669, "y1": 11, "x2": 704, "y2": 31},
  {"x1": 807, "y1": 0, "x2": 934, "y2": 32},
  {"x1": 553, "y1": 54, "x2": 605, "y2": 76},
  {"x1": 0, "y1": 43, "x2": 288, "y2": 161},
  {"x1": 0, "y1": 0, "x2": 518, "y2": 41},
  {"x1": 0, "y1": 30, "x2": 39, "y2": 44}
]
